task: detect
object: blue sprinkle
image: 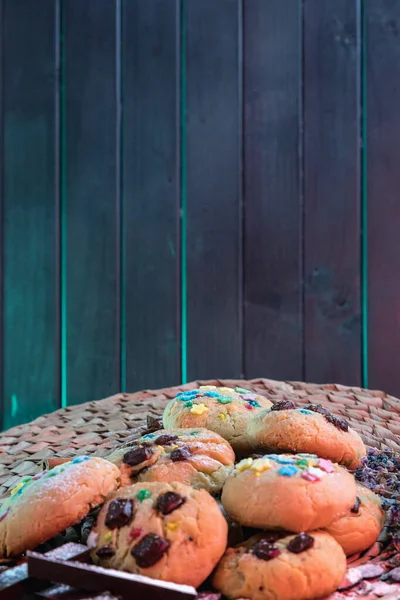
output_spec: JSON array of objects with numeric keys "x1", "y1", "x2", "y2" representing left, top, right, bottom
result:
[
  {"x1": 279, "y1": 465, "x2": 298, "y2": 477},
  {"x1": 71, "y1": 456, "x2": 90, "y2": 464},
  {"x1": 203, "y1": 391, "x2": 220, "y2": 398},
  {"x1": 275, "y1": 456, "x2": 296, "y2": 464},
  {"x1": 247, "y1": 400, "x2": 261, "y2": 408},
  {"x1": 143, "y1": 433, "x2": 155, "y2": 439},
  {"x1": 299, "y1": 409, "x2": 313, "y2": 415}
]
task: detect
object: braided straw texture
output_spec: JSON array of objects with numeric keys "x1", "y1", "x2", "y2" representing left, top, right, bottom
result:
[{"x1": 0, "y1": 378, "x2": 399, "y2": 599}]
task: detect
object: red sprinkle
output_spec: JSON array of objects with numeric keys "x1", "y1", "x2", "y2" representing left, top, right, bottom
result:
[
  {"x1": 129, "y1": 528, "x2": 143, "y2": 541},
  {"x1": 0, "y1": 509, "x2": 9, "y2": 522},
  {"x1": 245, "y1": 404, "x2": 253, "y2": 410}
]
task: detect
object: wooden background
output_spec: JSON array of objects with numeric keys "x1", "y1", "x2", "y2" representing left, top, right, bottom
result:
[{"x1": 0, "y1": 0, "x2": 398, "y2": 430}]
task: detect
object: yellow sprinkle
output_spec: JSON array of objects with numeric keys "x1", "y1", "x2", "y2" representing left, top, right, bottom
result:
[
  {"x1": 236, "y1": 458, "x2": 253, "y2": 472},
  {"x1": 255, "y1": 472, "x2": 261, "y2": 477},
  {"x1": 10, "y1": 482, "x2": 24, "y2": 496},
  {"x1": 170, "y1": 444, "x2": 179, "y2": 450},
  {"x1": 165, "y1": 521, "x2": 179, "y2": 532},
  {"x1": 218, "y1": 413, "x2": 227, "y2": 420},
  {"x1": 104, "y1": 532, "x2": 113, "y2": 542},
  {"x1": 250, "y1": 458, "x2": 271, "y2": 473},
  {"x1": 157, "y1": 446, "x2": 164, "y2": 451},
  {"x1": 219, "y1": 387, "x2": 233, "y2": 393},
  {"x1": 199, "y1": 385, "x2": 217, "y2": 391},
  {"x1": 190, "y1": 403, "x2": 209, "y2": 415}
]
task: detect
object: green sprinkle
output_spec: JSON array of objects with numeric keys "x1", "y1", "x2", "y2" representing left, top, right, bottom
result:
[
  {"x1": 217, "y1": 396, "x2": 233, "y2": 404},
  {"x1": 235, "y1": 387, "x2": 249, "y2": 394},
  {"x1": 185, "y1": 401, "x2": 193, "y2": 407},
  {"x1": 46, "y1": 471, "x2": 58, "y2": 478},
  {"x1": 137, "y1": 489, "x2": 151, "y2": 502},
  {"x1": 22, "y1": 477, "x2": 32, "y2": 483},
  {"x1": 296, "y1": 459, "x2": 309, "y2": 469}
]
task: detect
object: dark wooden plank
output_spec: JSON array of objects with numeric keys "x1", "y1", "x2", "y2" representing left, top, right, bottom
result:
[
  {"x1": 2, "y1": 0, "x2": 59, "y2": 428},
  {"x1": 122, "y1": 0, "x2": 180, "y2": 391},
  {"x1": 303, "y1": 0, "x2": 361, "y2": 386},
  {"x1": 243, "y1": 0, "x2": 302, "y2": 380},
  {"x1": 64, "y1": 0, "x2": 119, "y2": 404},
  {"x1": 366, "y1": 0, "x2": 400, "y2": 395},
  {"x1": 185, "y1": 0, "x2": 242, "y2": 380}
]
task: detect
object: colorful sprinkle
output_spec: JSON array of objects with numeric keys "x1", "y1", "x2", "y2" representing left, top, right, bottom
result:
[
  {"x1": 142, "y1": 433, "x2": 155, "y2": 439},
  {"x1": 0, "y1": 509, "x2": 9, "y2": 522},
  {"x1": 308, "y1": 466, "x2": 326, "y2": 479},
  {"x1": 190, "y1": 403, "x2": 209, "y2": 415},
  {"x1": 236, "y1": 458, "x2": 254, "y2": 472},
  {"x1": 129, "y1": 528, "x2": 143, "y2": 541},
  {"x1": 251, "y1": 459, "x2": 271, "y2": 473},
  {"x1": 185, "y1": 401, "x2": 193, "y2": 408},
  {"x1": 318, "y1": 458, "x2": 335, "y2": 473},
  {"x1": 217, "y1": 396, "x2": 233, "y2": 405},
  {"x1": 296, "y1": 459, "x2": 309, "y2": 469},
  {"x1": 275, "y1": 456, "x2": 296, "y2": 465},
  {"x1": 245, "y1": 404, "x2": 253, "y2": 410},
  {"x1": 87, "y1": 531, "x2": 99, "y2": 548},
  {"x1": 199, "y1": 385, "x2": 217, "y2": 391},
  {"x1": 165, "y1": 521, "x2": 179, "y2": 532},
  {"x1": 242, "y1": 393, "x2": 258, "y2": 401},
  {"x1": 71, "y1": 456, "x2": 90, "y2": 464},
  {"x1": 203, "y1": 391, "x2": 220, "y2": 398},
  {"x1": 219, "y1": 387, "x2": 233, "y2": 393},
  {"x1": 246, "y1": 399, "x2": 261, "y2": 408},
  {"x1": 104, "y1": 532, "x2": 113, "y2": 542},
  {"x1": 10, "y1": 482, "x2": 25, "y2": 496},
  {"x1": 235, "y1": 387, "x2": 249, "y2": 394},
  {"x1": 299, "y1": 409, "x2": 313, "y2": 415},
  {"x1": 218, "y1": 413, "x2": 227, "y2": 420},
  {"x1": 279, "y1": 465, "x2": 298, "y2": 477},
  {"x1": 301, "y1": 470, "x2": 320, "y2": 482},
  {"x1": 137, "y1": 489, "x2": 151, "y2": 502}
]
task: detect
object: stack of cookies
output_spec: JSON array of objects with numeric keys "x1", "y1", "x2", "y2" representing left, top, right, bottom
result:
[{"x1": 0, "y1": 385, "x2": 386, "y2": 600}]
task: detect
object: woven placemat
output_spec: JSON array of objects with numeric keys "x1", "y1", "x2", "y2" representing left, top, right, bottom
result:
[{"x1": 0, "y1": 377, "x2": 399, "y2": 599}]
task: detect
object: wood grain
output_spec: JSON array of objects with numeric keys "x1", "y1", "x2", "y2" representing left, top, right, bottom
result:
[
  {"x1": 243, "y1": 0, "x2": 302, "y2": 380},
  {"x1": 2, "y1": 0, "x2": 59, "y2": 428},
  {"x1": 64, "y1": 0, "x2": 119, "y2": 405},
  {"x1": 185, "y1": 0, "x2": 242, "y2": 380},
  {"x1": 303, "y1": 0, "x2": 362, "y2": 386},
  {"x1": 366, "y1": 0, "x2": 400, "y2": 395},
  {"x1": 122, "y1": 0, "x2": 181, "y2": 391}
]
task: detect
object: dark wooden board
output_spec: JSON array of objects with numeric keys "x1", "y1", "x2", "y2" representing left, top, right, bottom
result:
[
  {"x1": 303, "y1": 0, "x2": 362, "y2": 386},
  {"x1": 366, "y1": 0, "x2": 400, "y2": 395},
  {"x1": 185, "y1": 0, "x2": 242, "y2": 381},
  {"x1": 2, "y1": 0, "x2": 59, "y2": 428},
  {"x1": 64, "y1": 0, "x2": 119, "y2": 405},
  {"x1": 122, "y1": 0, "x2": 181, "y2": 391},
  {"x1": 243, "y1": 0, "x2": 302, "y2": 381}
]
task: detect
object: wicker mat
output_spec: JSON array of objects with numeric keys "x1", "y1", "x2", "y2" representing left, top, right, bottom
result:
[{"x1": 0, "y1": 377, "x2": 399, "y2": 599}]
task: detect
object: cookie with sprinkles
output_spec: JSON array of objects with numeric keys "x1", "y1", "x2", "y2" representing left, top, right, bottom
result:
[
  {"x1": 107, "y1": 427, "x2": 235, "y2": 494},
  {"x1": 247, "y1": 401, "x2": 366, "y2": 469},
  {"x1": 90, "y1": 481, "x2": 227, "y2": 588},
  {"x1": 162, "y1": 386, "x2": 272, "y2": 452},
  {"x1": 221, "y1": 453, "x2": 357, "y2": 531},
  {"x1": 324, "y1": 481, "x2": 385, "y2": 556},
  {"x1": 0, "y1": 456, "x2": 120, "y2": 557},
  {"x1": 212, "y1": 530, "x2": 346, "y2": 600}
]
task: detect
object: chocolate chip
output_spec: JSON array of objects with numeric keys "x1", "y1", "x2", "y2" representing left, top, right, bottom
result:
[
  {"x1": 156, "y1": 491, "x2": 186, "y2": 515},
  {"x1": 270, "y1": 400, "x2": 296, "y2": 411},
  {"x1": 304, "y1": 404, "x2": 331, "y2": 417},
  {"x1": 252, "y1": 539, "x2": 281, "y2": 560},
  {"x1": 287, "y1": 533, "x2": 314, "y2": 553},
  {"x1": 154, "y1": 434, "x2": 179, "y2": 446},
  {"x1": 96, "y1": 545, "x2": 115, "y2": 558},
  {"x1": 351, "y1": 496, "x2": 360, "y2": 513},
  {"x1": 123, "y1": 446, "x2": 154, "y2": 466},
  {"x1": 105, "y1": 499, "x2": 134, "y2": 529},
  {"x1": 131, "y1": 533, "x2": 170, "y2": 567},
  {"x1": 170, "y1": 446, "x2": 191, "y2": 462},
  {"x1": 325, "y1": 414, "x2": 349, "y2": 432}
]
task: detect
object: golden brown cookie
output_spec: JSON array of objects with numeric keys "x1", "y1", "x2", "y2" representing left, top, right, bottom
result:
[
  {"x1": 0, "y1": 456, "x2": 120, "y2": 557},
  {"x1": 89, "y1": 481, "x2": 227, "y2": 587},
  {"x1": 324, "y1": 482, "x2": 385, "y2": 556},
  {"x1": 221, "y1": 453, "x2": 357, "y2": 531},
  {"x1": 212, "y1": 530, "x2": 346, "y2": 600},
  {"x1": 162, "y1": 386, "x2": 272, "y2": 452},
  {"x1": 247, "y1": 401, "x2": 366, "y2": 469},
  {"x1": 107, "y1": 427, "x2": 235, "y2": 494}
]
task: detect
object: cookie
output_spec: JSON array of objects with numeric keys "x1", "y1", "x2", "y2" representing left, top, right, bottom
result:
[
  {"x1": 247, "y1": 401, "x2": 366, "y2": 469},
  {"x1": 221, "y1": 453, "x2": 357, "y2": 531},
  {"x1": 325, "y1": 482, "x2": 385, "y2": 556},
  {"x1": 107, "y1": 427, "x2": 235, "y2": 494},
  {"x1": 212, "y1": 530, "x2": 346, "y2": 600},
  {"x1": 162, "y1": 386, "x2": 272, "y2": 452},
  {"x1": 89, "y1": 481, "x2": 227, "y2": 587},
  {"x1": 0, "y1": 456, "x2": 120, "y2": 557}
]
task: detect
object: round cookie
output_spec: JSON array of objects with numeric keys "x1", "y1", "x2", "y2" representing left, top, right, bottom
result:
[
  {"x1": 325, "y1": 482, "x2": 385, "y2": 556},
  {"x1": 221, "y1": 453, "x2": 357, "y2": 531},
  {"x1": 107, "y1": 427, "x2": 235, "y2": 494},
  {"x1": 163, "y1": 386, "x2": 272, "y2": 452},
  {"x1": 0, "y1": 456, "x2": 120, "y2": 557},
  {"x1": 212, "y1": 530, "x2": 346, "y2": 600},
  {"x1": 89, "y1": 481, "x2": 227, "y2": 587},
  {"x1": 247, "y1": 400, "x2": 366, "y2": 469}
]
